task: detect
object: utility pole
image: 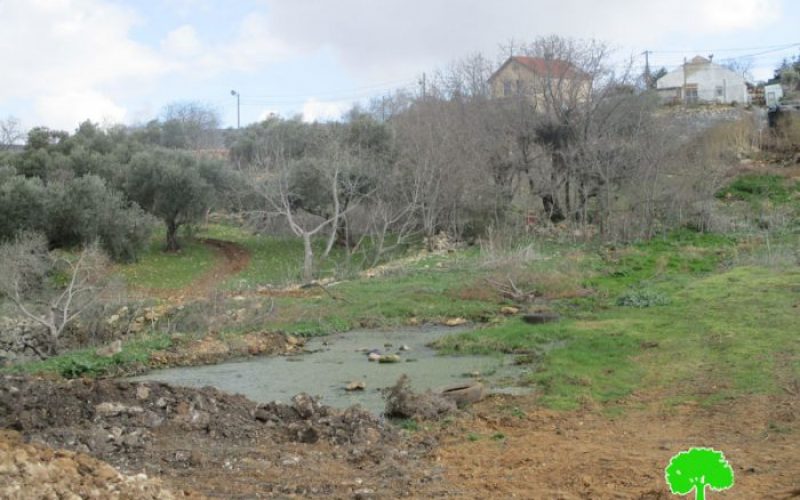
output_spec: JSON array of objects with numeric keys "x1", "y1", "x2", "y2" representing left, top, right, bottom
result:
[
  {"x1": 230, "y1": 89, "x2": 240, "y2": 129},
  {"x1": 682, "y1": 57, "x2": 688, "y2": 104},
  {"x1": 381, "y1": 95, "x2": 386, "y2": 122},
  {"x1": 642, "y1": 50, "x2": 652, "y2": 88},
  {"x1": 420, "y1": 73, "x2": 427, "y2": 100}
]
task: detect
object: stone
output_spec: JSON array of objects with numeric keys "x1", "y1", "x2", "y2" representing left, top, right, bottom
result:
[
  {"x1": 94, "y1": 402, "x2": 144, "y2": 417},
  {"x1": 345, "y1": 381, "x2": 366, "y2": 391},
  {"x1": 354, "y1": 488, "x2": 376, "y2": 499},
  {"x1": 95, "y1": 340, "x2": 122, "y2": 358},
  {"x1": 135, "y1": 385, "x2": 150, "y2": 401},
  {"x1": 367, "y1": 352, "x2": 382, "y2": 362},
  {"x1": 106, "y1": 314, "x2": 120, "y2": 326},
  {"x1": 443, "y1": 317, "x2": 467, "y2": 326},
  {"x1": 500, "y1": 306, "x2": 520, "y2": 315},
  {"x1": 439, "y1": 381, "x2": 485, "y2": 407},
  {"x1": 281, "y1": 456, "x2": 301, "y2": 467},
  {"x1": 291, "y1": 393, "x2": 317, "y2": 419},
  {"x1": 286, "y1": 335, "x2": 300, "y2": 346},
  {"x1": 378, "y1": 354, "x2": 400, "y2": 364},
  {"x1": 254, "y1": 409, "x2": 272, "y2": 422},
  {"x1": 522, "y1": 313, "x2": 560, "y2": 324},
  {"x1": 398, "y1": 344, "x2": 410, "y2": 351}
]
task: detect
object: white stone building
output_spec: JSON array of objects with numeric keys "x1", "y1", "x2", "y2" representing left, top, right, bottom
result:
[{"x1": 656, "y1": 56, "x2": 749, "y2": 105}]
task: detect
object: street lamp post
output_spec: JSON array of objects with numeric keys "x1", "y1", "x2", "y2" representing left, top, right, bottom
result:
[{"x1": 230, "y1": 90, "x2": 240, "y2": 129}]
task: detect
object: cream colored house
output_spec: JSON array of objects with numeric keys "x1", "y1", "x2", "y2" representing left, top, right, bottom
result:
[
  {"x1": 488, "y1": 56, "x2": 590, "y2": 106},
  {"x1": 656, "y1": 56, "x2": 749, "y2": 105}
]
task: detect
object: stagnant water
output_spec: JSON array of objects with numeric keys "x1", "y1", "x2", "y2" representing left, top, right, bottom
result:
[{"x1": 131, "y1": 326, "x2": 532, "y2": 413}]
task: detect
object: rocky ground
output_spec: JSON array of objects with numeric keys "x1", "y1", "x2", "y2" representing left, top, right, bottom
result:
[
  {"x1": 0, "y1": 375, "x2": 444, "y2": 498},
  {"x1": 1, "y1": 373, "x2": 799, "y2": 498},
  {"x1": 0, "y1": 430, "x2": 187, "y2": 499}
]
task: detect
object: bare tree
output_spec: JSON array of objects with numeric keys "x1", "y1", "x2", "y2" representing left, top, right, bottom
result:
[
  {"x1": 251, "y1": 138, "x2": 351, "y2": 282},
  {"x1": 160, "y1": 101, "x2": 222, "y2": 150},
  {"x1": 0, "y1": 233, "x2": 109, "y2": 357},
  {"x1": 0, "y1": 116, "x2": 24, "y2": 150}
]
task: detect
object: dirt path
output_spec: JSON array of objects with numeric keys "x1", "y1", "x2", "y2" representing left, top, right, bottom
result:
[
  {"x1": 145, "y1": 238, "x2": 251, "y2": 302},
  {"x1": 191, "y1": 238, "x2": 251, "y2": 296}
]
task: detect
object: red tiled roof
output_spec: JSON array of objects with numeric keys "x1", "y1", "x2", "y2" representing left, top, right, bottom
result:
[
  {"x1": 513, "y1": 56, "x2": 586, "y2": 79},
  {"x1": 489, "y1": 56, "x2": 588, "y2": 81}
]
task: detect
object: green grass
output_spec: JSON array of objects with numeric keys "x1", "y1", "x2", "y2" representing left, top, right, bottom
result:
[
  {"x1": 118, "y1": 235, "x2": 216, "y2": 289},
  {"x1": 12, "y1": 218, "x2": 800, "y2": 416},
  {"x1": 199, "y1": 223, "x2": 367, "y2": 288},
  {"x1": 9, "y1": 333, "x2": 173, "y2": 378},
  {"x1": 437, "y1": 232, "x2": 800, "y2": 410},
  {"x1": 266, "y1": 258, "x2": 502, "y2": 336},
  {"x1": 717, "y1": 174, "x2": 800, "y2": 205}
]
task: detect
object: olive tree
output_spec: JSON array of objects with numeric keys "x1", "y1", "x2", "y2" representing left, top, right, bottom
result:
[{"x1": 124, "y1": 149, "x2": 219, "y2": 251}]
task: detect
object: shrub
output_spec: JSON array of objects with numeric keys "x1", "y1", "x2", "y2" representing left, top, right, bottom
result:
[
  {"x1": 46, "y1": 175, "x2": 153, "y2": 262},
  {"x1": 717, "y1": 174, "x2": 797, "y2": 205},
  {"x1": 616, "y1": 288, "x2": 671, "y2": 308},
  {"x1": 0, "y1": 175, "x2": 49, "y2": 240}
]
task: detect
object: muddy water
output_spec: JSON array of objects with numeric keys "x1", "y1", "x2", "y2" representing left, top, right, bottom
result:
[{"x1": 131, "y1": 327, "x2": 531, "y2": 413}]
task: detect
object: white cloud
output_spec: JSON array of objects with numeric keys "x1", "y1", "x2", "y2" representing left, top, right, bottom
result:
[
  {"x1": 204, "y1": 13, "x2": 294, "y2": 73},
  {"x1": 263, "y1": 0, "x2": 783, "y2": 79},
  {"x1": 162, "y1": 12, "x2": 295, "y2": 79},
  {"x1": 301, "y1": 98, "x2": 348, "y2": 123},
  {"x1": 0, "y1": 0, "x2": 167, "y2": 129},
  {"x1": 36, "y1": 90, "x2": 127, "y2": 129},
  {"x1": 163, "y1": 0, "x2": 211, "y2": 18},
  {"x1": 694, "y1": 0, "x2": 780, "y2": 31},
  {"x1": 162, "y1": 25, "x2": 201, "y2": 57}
]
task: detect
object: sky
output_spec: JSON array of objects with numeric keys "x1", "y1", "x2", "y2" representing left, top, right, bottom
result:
[{"x1": 1, "y1": 0, "x2": 798, "y2": 131}]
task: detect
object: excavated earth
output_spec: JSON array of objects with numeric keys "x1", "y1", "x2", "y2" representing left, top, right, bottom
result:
[
  {"x1": 0, "y1": 375, "x2": 444, "y2": 498},
  {"x1": 2, "y1": 374, "x2": 799, "y2": 498}
]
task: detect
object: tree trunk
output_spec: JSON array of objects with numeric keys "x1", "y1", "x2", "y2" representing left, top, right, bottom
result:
[
  {"x1": 165, "y1": 220, "x2": 180, "y2": 252},
  {"x1": 302, "y1": 233, "x2": 313, "y2": 282},
  {"x1": 542, "y1": 194, "x2": 565, "y2": 223}
]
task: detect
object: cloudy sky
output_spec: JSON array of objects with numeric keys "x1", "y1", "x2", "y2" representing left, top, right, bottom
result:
[{"x1": 1, "y1": 0, "x2": 798, "y2": 130}]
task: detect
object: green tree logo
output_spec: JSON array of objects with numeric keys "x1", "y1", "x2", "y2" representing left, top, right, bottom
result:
[{"x1": 665, "y1": 447, "x2": 734, "y2": 500}]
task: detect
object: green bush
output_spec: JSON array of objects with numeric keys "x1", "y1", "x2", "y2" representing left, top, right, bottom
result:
[
  {"x1": 616, "y1": 288, "x2": 671, "y2": 308},
  {"x1": 47, "y1": 175, "x2": 154, "y2": 262},
  {"x1": 0, "y1": 175, "x2": 49, "y2": 239},
  {"x1": 717, "y1": 174, "x2": 797, "y2": 204},
  {"x1": 0, "y1": 174, "x2": 153, "y2": 262}
]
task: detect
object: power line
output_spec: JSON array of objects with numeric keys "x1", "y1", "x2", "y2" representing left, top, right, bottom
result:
[
  {"x1": 650, "y1": 42, "x2": 800, "y2": 54},
  {"x1": 239, "y1": 83, "x2": 418, "y2": 107},
  {"x1": 243, "y1": 78, "x2": 417, "y2": 99}
]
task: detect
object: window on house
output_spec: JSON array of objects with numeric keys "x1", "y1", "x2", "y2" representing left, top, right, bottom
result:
[
  {"x1": 515, "y1": 79, "x2": 522, "y2": 94},
  {"x1": 715, "y1": 86, "x2": 724, "y2": 98},
  {"x1": 503, "y1": 81, "x2": 512, "y2": 97}
]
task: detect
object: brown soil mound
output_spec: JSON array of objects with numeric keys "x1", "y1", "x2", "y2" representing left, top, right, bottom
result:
[
  {"x1": 0, "y1": 430, "x2": 191, "y2": 499},
  {"x1": 0, "y1": 376, "x2": 440, "y2": 498}
]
